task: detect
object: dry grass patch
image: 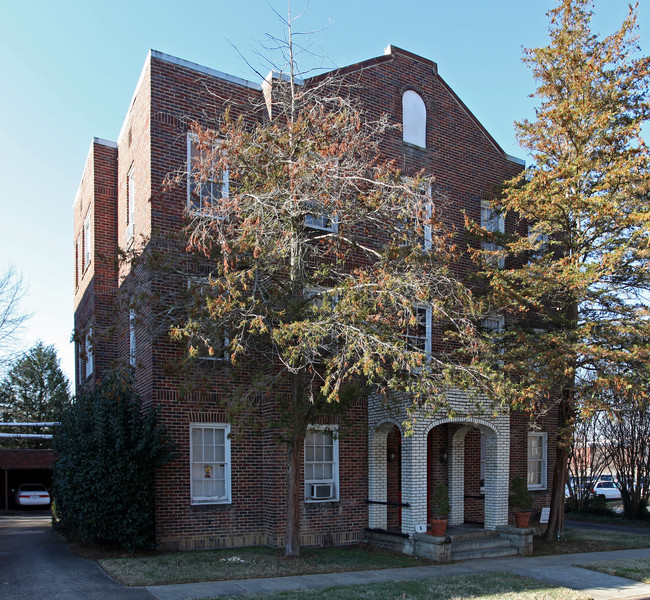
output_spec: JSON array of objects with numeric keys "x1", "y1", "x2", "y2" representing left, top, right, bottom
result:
[
  {"x1": 581, "y1": 558, "x2": 650, "y2": 583},
  {"x1": 211, "y1": 573, "x2": 591, "y2": 600},
  {"x1": 98, "y1": 545, "x2": 432, "y2": 587},
  {"x1": 534, "y1": 527, "x2": 650, "y2": 556}
]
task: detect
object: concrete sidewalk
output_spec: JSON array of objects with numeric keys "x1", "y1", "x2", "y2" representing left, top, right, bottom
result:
[{"x1": 145, "y1": 547, "x2": 650, "y2": 600}]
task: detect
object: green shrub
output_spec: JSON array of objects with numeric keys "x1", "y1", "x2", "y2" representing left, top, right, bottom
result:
[
  {"x1": 52, "y1": 369, "x2": 171, "y2": 550},
  {"x1": 583, "y1": 494, "x2": 616, "y2": 517},
  {"x1": 429, "y1": 483, "x2": 450, "y2": 518},
  {"x1": 509, "y1": 475, "x2": 533, "y2": 512}
]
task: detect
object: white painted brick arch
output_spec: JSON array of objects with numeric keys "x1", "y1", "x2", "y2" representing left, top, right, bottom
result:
[{"x1": 368, "y1": 392, "x2": 510, "y2": 534}]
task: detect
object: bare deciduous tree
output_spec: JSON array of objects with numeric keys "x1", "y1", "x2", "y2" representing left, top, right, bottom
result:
[
  {"x1": 602, "y1": 403, "x2": 650, "y2": 518},
  {"x1": 567, "y1": 410, "x2": 609, "y2": 511},
  {"x1": 0, "y1": 265, "x2": 30, "y2": 371}
]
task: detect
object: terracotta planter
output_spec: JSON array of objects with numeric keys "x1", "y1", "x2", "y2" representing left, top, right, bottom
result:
[
  {"x1": 429, "y1": 518, "x2": 448, "y2": 536},
  {"x1": 514, "y1": 511, "x2": 531, "y2": 528}
]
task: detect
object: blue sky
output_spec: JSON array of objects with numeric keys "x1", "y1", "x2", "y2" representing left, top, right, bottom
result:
[{"x1": 0, "y1": 0, "x2": 645, "y2": 385}]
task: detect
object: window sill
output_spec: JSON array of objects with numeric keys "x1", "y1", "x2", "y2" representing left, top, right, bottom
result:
[
  {"x1": 191, "y1": 499, "x2": 232, "y2": 507},
  {"x1": 402, "y1": 141, "x2": 427, "y2": 152},
  {"x1": 305, "y1": 498, "x2": 340, "y2": 505},
  {"x1": 186, "y1": 206, "x2": 227, "y2": 220}
]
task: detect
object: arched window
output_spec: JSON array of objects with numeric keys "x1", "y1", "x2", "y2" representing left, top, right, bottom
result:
[{"x1": 402, "y1": 90, "x2": 426, "y2": 148}]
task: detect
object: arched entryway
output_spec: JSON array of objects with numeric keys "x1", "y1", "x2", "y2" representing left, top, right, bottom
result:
[
  {"x1": 368, "y1": 402, "x2": 510, "y2": 534},
  {"x1": 368, "y1": 421, "x2": 403, "y2": 531}
]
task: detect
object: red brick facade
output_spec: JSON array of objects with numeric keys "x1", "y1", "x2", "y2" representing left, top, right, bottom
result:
[{"x1": 73, "y1": 46, "x2": 556, "y2": 550}]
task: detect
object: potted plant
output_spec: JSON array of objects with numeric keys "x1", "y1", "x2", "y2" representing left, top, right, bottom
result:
[
  {"x1": 509, "y1": 475, "x2": 533, "y2": 528},
  {"x1": 429, "y1": 483, "x2": 450, "y2": 536}
]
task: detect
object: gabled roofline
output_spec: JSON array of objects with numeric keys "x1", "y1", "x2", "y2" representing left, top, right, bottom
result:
[
  {"x1": 107, "y1": 46, "x2": 523, "y2": 174},
  {"x1": 308, "y1": 45, "x2": 524, "y2": 166},
  {"x1": 384, "y1": 45, "x2": 438, "y2": 72},
  {"x1": 308, "y1": 44, "x2": 438, "y2": 83},
  {"x1": 151, "y1": 50, "x2": 262, "y2": 91},
  {"x1": 435, "y1": 74, "x2": 524, "y2": 166}
]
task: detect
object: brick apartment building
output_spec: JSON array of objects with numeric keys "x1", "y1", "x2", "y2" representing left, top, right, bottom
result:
[{"x1": 73, "y1": 45, "x2": 557, "y2": 552}]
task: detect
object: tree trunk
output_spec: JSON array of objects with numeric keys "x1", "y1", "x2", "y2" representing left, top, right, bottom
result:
[
  {"x1": 543, "y1": 396, "x2": 572, "y2": 540},
  {"x1": 285, "y1": 371, "x2": 306, "y2": 557},
  {"x1": 285, "y1": 431, "x2": 303, "y2": 556}
]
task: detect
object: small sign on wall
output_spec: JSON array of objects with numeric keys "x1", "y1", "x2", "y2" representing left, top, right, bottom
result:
[
  {"x1": 540, "y1": 507, "x2": 550, "y2": 524},
  {"x1": 414, "y1": 523, "x2": 427, "y2": 534}
]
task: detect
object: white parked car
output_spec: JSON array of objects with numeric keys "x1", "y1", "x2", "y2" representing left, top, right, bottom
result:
[
  {"x1": 591, "y1": 480, "x2": 621, "y2": 500},
  {"x1": 15, "y1": 484, "x2": 51, "y2": 507}
]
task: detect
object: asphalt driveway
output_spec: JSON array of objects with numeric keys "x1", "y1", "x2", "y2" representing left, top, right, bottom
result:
[{"x1": 0, "y1": 511, "x2": 152, "y2": 600}]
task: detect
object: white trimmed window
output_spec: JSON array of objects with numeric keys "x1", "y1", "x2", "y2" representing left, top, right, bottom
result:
[
  {"x1": 82, "y1": 211, "x2": 92, "y2": 272},
  {"x1": 406, "y1": 305, "x2": 432, "y2": 355},
  {"x1": 305, "y1": 211, "x2": 338, "y2": 233},
  {"x1": 483, "y1": 315, "x2": 504, "y2": 334},
  {"x1": 129, "y1": 309, "x2": 136, "y2": 368},
  {"x1": 77, "y1": 341, "x2": 83, "y2": 386},
  {"x1": 396, "y1": 183, "x2": 432, "y2": 250},
  {"x1": 402, "y1": 90, "x2": 426, "y2": 148},
  {"x1": 187, "y1": 133, "x2": 229, "y2": 212},
  {"x1": 75, "y1": 238, "x2": 80, "y2": 288},
  {"x1": 527, "y1": 432, "x2": 548, "y2": 490},
  {"x1": 528, "y1": 224, "x2": 548, "y2": 262},
  {"x1": 190, "y1": 423, "x2": 231, "y2": 504},
  {"x1": 126, "y1": 165, "x2": 135, "y2": 242},
  {"x1": 481, "y1": 201, "x2": 505, "y2": 268},
  {"x1": 85, "y1": 327, "x2": 93, "y2": 379},
  {"x1": 422, "y1": 196, "x2": 433, "y2": 251},
  {"x1": 305, "y1": 426, "x2": 339, "y2": 502}
]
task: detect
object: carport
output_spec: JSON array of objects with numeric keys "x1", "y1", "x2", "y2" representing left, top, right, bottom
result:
[{"x1": 0, "y1": 450, "x2": 54, "y2": 510}]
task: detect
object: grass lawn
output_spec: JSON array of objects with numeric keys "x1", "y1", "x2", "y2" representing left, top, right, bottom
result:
[
  {"x1": 98, "y1": 545, "x2": 432, "y2": 587},
  {"x1": 94, "y1": 527, "x2": 650, "y2": 587},
  {"x1": 533, "y1": 527, "x2": 650, "y2": 556},
  {"x1": 209, "y1": 573, "x2": 591, "y2": 600},
  {"x1": 582, "y1": 558, "x2": 650, "y2": 583}
]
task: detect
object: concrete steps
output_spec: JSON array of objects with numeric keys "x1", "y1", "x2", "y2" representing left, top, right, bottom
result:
[{"x1": 449, "y1": 530, "x2": 518, "y2": 561}]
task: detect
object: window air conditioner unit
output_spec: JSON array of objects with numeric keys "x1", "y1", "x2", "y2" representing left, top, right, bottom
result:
[{"x1": 309, "y1": 483, "x2": 334, "y2": 500}]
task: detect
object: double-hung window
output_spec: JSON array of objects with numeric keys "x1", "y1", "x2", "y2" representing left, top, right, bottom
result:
[
  {"x1": 481, "y1": 201, "x2": 505, "y2": 268},
  {"x1": 527, "y1": 432, "x2": 547, "y2": 490},
  {"x1": 129, "y1": 309, "x2": 136, "y2": 368},
  {"x1": 422, "y1": 195, "x2": 433, "y2": 251},
  {"x1": 187, "y1": 133, "x2": 229, "y2": 213},
  {"x1": 305, "y1": 426, "x2": 339, "y2": 502},
  {"x1": 85, "y1": 327, "x2": 93, "y2": 379},
  {"x1": 190, "y1": 423, "x2": 231, "y2": 504},
  {"x1": 396, "y1": 183, "x2": 432, "y2": 250},
  {"x1": 406, "y1": 305, "x2": 432, "y2": 355},
  {"x1": 305, "y1": 210, "x2": 338, "y2": 233},
  {"x1": 126, "y1": 166, "x2": 135, "y2": 242},
  {"x1": 83, "y1": 211, "x2": 92, "y2": 271},
  {"x1": 483, "y1": 314, "x2": 505, "y2": 366},
  {"x1": 528, "y1": 224, "x2": 548, "y2": 263}
]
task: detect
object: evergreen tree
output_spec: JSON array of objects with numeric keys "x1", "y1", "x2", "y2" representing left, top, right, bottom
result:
[
  {"x1": 473, "y1": 0, "x2": 650, "y2": 539},
  {"x1": 0, "y1": 341, "x2": 70, "y2": 448}
]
